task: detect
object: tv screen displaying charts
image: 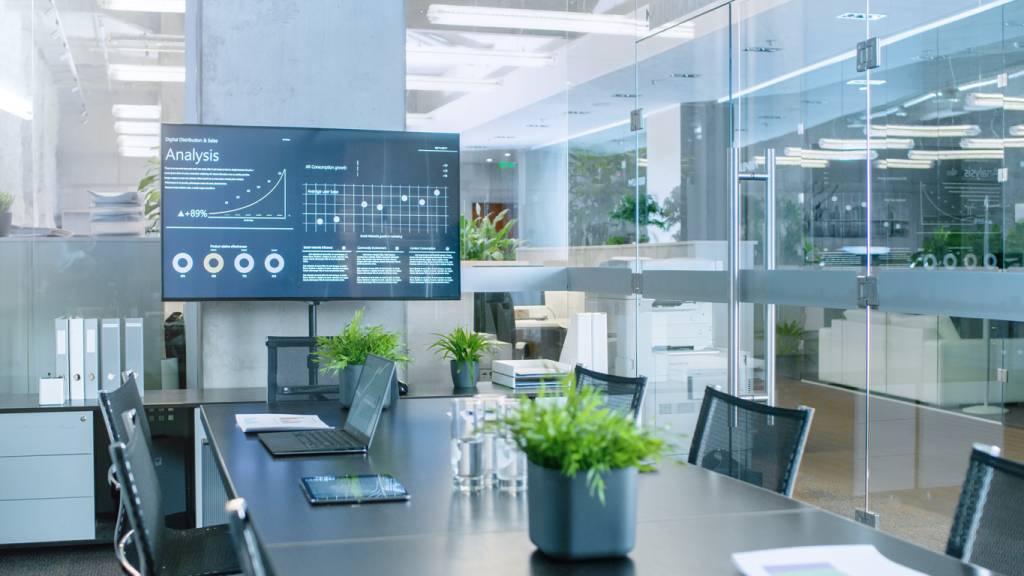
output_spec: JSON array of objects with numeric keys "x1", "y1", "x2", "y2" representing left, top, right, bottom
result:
[{"x1": 160, "y1": 124, "x2": 460, "y2": 301}]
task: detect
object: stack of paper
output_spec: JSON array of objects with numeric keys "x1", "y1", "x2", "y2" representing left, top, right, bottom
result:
[
  {"x1": 491, "y1": 359, "x2": 571, "y2": 391},
  {"x1": 732, "y1": 545, "x2": 927, "y2": 576},
  {"x1": 89, "y1": 190, "x2": 145, "y2": 236},
  {"x1": 235, "y1": 414, "x2": 332, "y2": 433}
]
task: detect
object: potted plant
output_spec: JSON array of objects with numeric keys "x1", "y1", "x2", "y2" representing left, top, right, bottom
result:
[
  {"x1": 138, "y1": 158, "x2": 161, "y2": 234},
  {"x1": 776, "y1": 319, "x2": 806, "y2": 379},
  {"x1": 430, "y1": 327, "x2": 496, "y2": 391},
  {"x1": 499, "y1": 380, "x2": 667, "y2": 560},
  {"x1": 460, "y1": 205, "x2": 521, "y2": 264},
  {"x1": 314, "y1": 309, "x2": 409, "y2": 408},
  {"x1": 0, "y1": 192, "x2": 13, "y2": 237}
]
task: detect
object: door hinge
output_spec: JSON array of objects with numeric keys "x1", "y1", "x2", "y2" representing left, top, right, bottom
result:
[
  {"x1": 855, "y1": 509, "x2": 880, "y2": 529},
  {"x1": 857, "y1": 275, "x2": 878, "y2": 308},
  {"x1": 856, "y1": 37, "x2": 880, "y2": 72},
  {"x1": 630, "y1": 108, "x2": 644, "y2": 132},
  {"x1": 631, "y1": 273, "x2": 643, "y2": 294}
]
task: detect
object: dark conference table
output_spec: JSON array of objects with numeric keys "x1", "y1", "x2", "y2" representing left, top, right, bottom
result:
[{"x1": 201, "y1": 398, "x2": 982, "y2": 575}]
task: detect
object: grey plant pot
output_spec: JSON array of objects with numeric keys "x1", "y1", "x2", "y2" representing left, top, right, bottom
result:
[
  {"x1": 450, "y1": 360, "x2": 479, "y2": 391},
  {"x1": 0, "y1": 212, "x2": 11, "y2": 237},
  {"x1": 337, "y1": 363, "x2": 398, "y2": 410},
  {"x1": 527, "y1": 461, "x2": 637, "y2": 560}
]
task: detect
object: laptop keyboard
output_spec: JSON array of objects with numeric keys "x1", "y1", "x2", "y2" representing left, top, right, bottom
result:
[{"x1": 294, "y1": 429, "x2": 359, "y2": 450}]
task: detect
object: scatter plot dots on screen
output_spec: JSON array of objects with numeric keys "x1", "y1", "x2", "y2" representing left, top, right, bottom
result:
[
  {"x1": 333, "y1": 216, "x2": 340, "y2": 223},
  {"x1": 434, "y1": 189, "x2": 440, "y2": 196},
  {"x1": 419, "y1": 199, "x2": 426, "y2": 206},
  {"x1": 361, "y1": 201, "x2": 368, "y2": 208},
  {"x1": 376, "y1": 204, "x2": 383, "y2": 211},
  {"x1": 316, "y1": 217, "x2": 324, "y2": 225}
]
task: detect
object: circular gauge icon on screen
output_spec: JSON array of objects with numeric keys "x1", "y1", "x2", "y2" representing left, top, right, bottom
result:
[
  {"x1": 264, "y1": 253, "x2": 285, "y2": 274},
  {"x1": 234, "y1": 253, "x2": 255, "y2": 274},
  {"x1": 172, "y1": 253, "x2": 193, "y2": 274}
]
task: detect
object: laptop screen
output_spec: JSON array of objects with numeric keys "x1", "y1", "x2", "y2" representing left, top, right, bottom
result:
[{"x1": 343, "y1": 355, "x2": 395, "y2": 446}]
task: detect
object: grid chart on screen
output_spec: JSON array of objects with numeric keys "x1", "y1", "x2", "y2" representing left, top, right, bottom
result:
[{"x1": 302, "y1": 183, "x2": 449, "y2": 234}]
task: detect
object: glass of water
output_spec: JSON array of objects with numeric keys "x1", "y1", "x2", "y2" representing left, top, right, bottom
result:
[
  {"x1": 450, "y1": 398, "x2": 485, "y2": 492},
  {"x1": 495, "y1": 398, "x2": 527, "y2": 493}
]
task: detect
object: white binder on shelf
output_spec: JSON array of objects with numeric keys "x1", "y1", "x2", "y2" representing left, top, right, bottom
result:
[
  {"x1": 54, "y1": 318, "x2": 70, "y2": 398},
  {"x1": 84, "y1": 319, "x2": 99, "y2": 399},
  {"x1": 68, "y1": 317, "x2": 85, "y2": 401},
  {"x1": 124, "y1": 317, "x2": 144, "y2": 396},
  {"x1": 558, "y1": 312, "x2": 608, "y2": 373},
  {"x1": 100, "y1": 318, "x2": 122, "y2": 391}
]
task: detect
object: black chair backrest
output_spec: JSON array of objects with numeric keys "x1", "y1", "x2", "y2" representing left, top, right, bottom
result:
[
  {"x1": 574, "y1": 364, "x2": 647, "y2": 420},
  {"x1": 688, "y1": 387, "x2": 813, "y2": 497},
  {"x1": 226, "y1": 498, "x2": 275, "y2": 576},
  {"x1": 109, "y1": 424, "x2": 165, "y2": 575},
  {"x1": 99, "y1": 373, "x2": 152, "y2": 449},
  {"x1": 474, "y1": 292, "x2": 516, "y2": 344},
  {"x1": 946, "y1": 444, "x2": 1024, "y2": 576},
  {"x1": 266, "y1": 336, "x2": 337, "y2": 403}
]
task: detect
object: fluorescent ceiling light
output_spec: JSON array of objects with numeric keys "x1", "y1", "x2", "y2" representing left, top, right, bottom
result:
[
  {"x1": 784, "y1": 147, "x2": 878, "y2": 161},
  {"x1": 406, "y1": 75, "x2": 499, "y2": 92},
  {"x1": 0, "y1": 87, "x2": 32, "y2": 120},
  {"x1": 111, "y1": 104, "x2": 161, "y2": 120},
  {"x1": 757, "y1": 155, "x2": 828, "y2": 168},
  {"x1": 908, "y1": 149, "x2": 1004, "y2": 160},
  {"x1": 119, "y1": 146, "x2": 159, "y2": 158},
  {"x1": 720, "y1": 0, "x2": 1015, "y2": 103},
  {"x1": 1009, "y1": 125, "x2": 1024, "y2": 136},
  {"x1": 108, "y1": 64, "x2": 185, "y2": 83},
  {"x1": 425, "y1": 4, "x2": 694, "y2": 39},
  {"x1": 965, "y1": 92, "x2": 1024, "y2": 111},
  {"x1": 959, "y1": 137, "x2": 1024, "y2": 149},
  {"x1": 903, "y1": 92, "x2": 940, "y2": 108},
  {"x1": 869, "y1": 124, "x2": 981, "y2": 138},
  {"x1": 847, "y1": 79, "x2": 887, "y2": 86},
  {"x1": 117, "y1": 135, "x2": 160, "y2": 148},
  {"x1": 407, "y1": 45, "x2": 555, "y2": 68},
  {"x1": 99, "y1": 0, "x2": 185, "y2": 12},
  {"x1": 819, "y1": 137, "x2": 913, "y2": 150},
  {"x1": 114, "y1": 121, "x2": 160, "y2": 135},
  {"x1": 876, "y1": 159, "x2": 934, "y2": 170}
]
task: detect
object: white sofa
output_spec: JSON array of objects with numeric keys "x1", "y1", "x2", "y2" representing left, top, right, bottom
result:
[{"x1": 817, "y1": 310, "x2": 1024, "y2": 407}]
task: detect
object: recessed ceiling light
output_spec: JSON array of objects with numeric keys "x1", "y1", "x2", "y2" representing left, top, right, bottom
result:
[
  {"x1": 493, "y1": 135, "x2": 515, "y2": 140},
  {"x1": 504, "y1": 152, "x2": 512, "y2": 157},
  {"x1": 567, "y1": 110, "x2": 590, "y2": 116},
  {"x1": 671, "y1": 73, "x2": 701, "y2": 79},
  {"x1": 837, "y1": 12, "x2": 886, "y2": 21},
  {"x1": 485, "y1": 158, "x2": 494, "y2": 163},
  {"x1": 526, "y1": 123, "x2": 550, "y2": 128},
  {"x1": 743, "y1": 46, "x2": 781, "y2": 53},
  {"x1": 611, "y1": 93, "x2": 639, "y2": 98}
]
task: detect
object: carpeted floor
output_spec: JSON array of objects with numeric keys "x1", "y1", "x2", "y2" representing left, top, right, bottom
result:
[{"x1": 0, "y1": 545, "x2": 121, "y2": 576}]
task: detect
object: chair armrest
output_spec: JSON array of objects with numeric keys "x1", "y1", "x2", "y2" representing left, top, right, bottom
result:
[{"x1": 116, "y1": 529, "x2": 142, "y2": 576}]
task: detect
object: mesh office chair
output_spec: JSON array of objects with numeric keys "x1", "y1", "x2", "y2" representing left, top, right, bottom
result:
[
  {"x1": 688, "y1": 387, "x2": 814, "y2": 497},
  {"x1": 109, "y1": 424, "x2": 240, "y2": 576},
  {"x1": 266, "y1": 336, "x2": 337, "y2": 403},
  {"x1": 574, "y1": 364, "x2": 647, "y2": 420},
  {"x1": 99, "y1": 373, "x2": 154, "y2": 564},
  {"x1": 225, "y1": 499, "x2": 275, "y2": 576},
  {"x1": 946, "y1": 444, "x2": 1024, "y2": 576}
]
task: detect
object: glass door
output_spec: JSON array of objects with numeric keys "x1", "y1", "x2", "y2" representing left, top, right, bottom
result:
[{"x1": 634, "y1": 3, "x2": 733, "y2": 455}]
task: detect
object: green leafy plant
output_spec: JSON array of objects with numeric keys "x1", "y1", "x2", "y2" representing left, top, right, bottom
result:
[
  {"x1": 0, "y1": 192, "x2": 13, "y2": 213},
  {"x1": 139, "y1": 158, "x2": 161, "y2": 233},
  {"x1": 499, "y1": 377, "x2": 667, "y2": 504},
  {"x1": 429, "y1": 327, "x2": 496, "y2": 363},
  {"x1": 314, "y1": 309, "x2": 409, "y2": 373},
  {"x1": 776, "y1": 319, "x2": 806, "y2": 357},
  {"x1": 460, "y1": 206, "x2": 519, "y2": 261}
]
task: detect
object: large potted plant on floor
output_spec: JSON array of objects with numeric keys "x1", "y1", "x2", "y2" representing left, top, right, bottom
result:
[
  {"x1": 314, "y1": 309, "x2": 409, "y2": 408},
  {"x1": 430, "y1": 327, "x2": 496, "y2": 392},
  {"x1": 0, "y1": 192, "x2": 13, "y2": 237},
  {"x1": 499, "y1": 381, "x2": 667, "y2": 560}
]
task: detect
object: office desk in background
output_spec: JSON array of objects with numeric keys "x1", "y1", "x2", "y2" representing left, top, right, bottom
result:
[{"x1": 201, "y1": 399, "x2": 980, "y2": 576}]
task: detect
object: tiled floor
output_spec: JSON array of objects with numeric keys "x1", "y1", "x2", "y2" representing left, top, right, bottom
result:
[{"x1": 777, "y1": 378, "x2": 1024, "y2": 552}]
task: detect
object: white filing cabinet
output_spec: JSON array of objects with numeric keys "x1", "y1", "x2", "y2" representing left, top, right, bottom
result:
[{"x1": 0, "y1": 411, "x2": 96, "y2": 544}]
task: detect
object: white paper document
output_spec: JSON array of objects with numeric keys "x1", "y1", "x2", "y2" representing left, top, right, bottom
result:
[
  {"x1": 732, "y1": 545, "x2": 927, "y2": 576},
  {"x1": 235, "y1": 414, "x2": 332, "y2": 433}
]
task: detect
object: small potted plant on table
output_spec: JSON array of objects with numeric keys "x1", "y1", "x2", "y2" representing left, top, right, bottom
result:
[
  {"x1": 430, "y1": 327, "x2": 496, "y2": 392},
  {"x1": 499, "y1": 380, "x2": 667, "y2": 560},
  {"x1": 314, "y1": 309, "x2": 409, "y2": 408}
]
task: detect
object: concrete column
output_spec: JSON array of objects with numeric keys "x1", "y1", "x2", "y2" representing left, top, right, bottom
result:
[{"x1": 187, "y1": 0, "x2": 407, "y2": 388}]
